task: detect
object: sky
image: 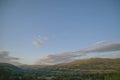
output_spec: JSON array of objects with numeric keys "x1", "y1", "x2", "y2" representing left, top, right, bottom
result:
[{"x1": 0, "y1": 0, "x2": 120, "y2": 65}]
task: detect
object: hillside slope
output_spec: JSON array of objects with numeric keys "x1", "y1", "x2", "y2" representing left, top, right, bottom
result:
[
  {"x1": 0, "y1": 63, "x2": 22, "y2": 72},
  {"x1": 0, "y1": 58, "x2": 120, "y2": 73},
  {"x1": 54, "y1": 58, "x2": 120, "y2": 73}
]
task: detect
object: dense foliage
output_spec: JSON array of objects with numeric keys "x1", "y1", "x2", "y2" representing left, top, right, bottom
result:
[{"x1": 0, "y1": 67, "x2": 120, "y2": 80}]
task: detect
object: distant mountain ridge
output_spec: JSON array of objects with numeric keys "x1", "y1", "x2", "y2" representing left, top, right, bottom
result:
[
  {"x1": 0, "y1": 63, "x2": 22, "y2": 72},
  {"x1": 0, "y1": 58, "x2": 120, "y2": 73}
]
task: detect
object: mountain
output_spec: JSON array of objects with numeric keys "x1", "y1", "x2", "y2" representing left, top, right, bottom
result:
[
  {"x1": 0, "y1": 63, "x2": 22, "y2": 72},
  {"x1": 19, "y1": 64, "x2": 50, "y2": 70}
]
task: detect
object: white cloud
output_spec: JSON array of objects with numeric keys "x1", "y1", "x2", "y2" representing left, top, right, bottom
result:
[
  {"x1": 33, "y1": 40, "x2": 42, "y2": 47},
  {"x1": 94, "y1": 40, "x2": 108, "y2": 45},
  {"x1": 33, "y1": 35, "x2": 48, "y2": 47}
]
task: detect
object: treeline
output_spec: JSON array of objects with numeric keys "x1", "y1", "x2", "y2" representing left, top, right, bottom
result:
[{"x1": 0, "y1": 67, "x2": 120, "y2": 80}]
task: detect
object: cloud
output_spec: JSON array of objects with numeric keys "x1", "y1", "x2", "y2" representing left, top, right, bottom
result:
[
  {"x1": 33, "y1": 35, "x2": 48, "y2": 47},
  {"x1": 35, "y1": 52, "x2": 79, "y2": 65},
  {"x1": 33, "y1": 40, "x2": 42, "y2": 47},
  {"x1": 84, "y1": 43, "x2": 120, "y2": 53},
  {"x1": 0, "y1": 50, "x2": 21, "y2": 65},
  {"x1": 80, "y1": 40, "x2": 108, "y2": 52},
  {"x1": 94, "y1": 40, "x2": 108, "y2": 45},
  {"x1": 35, "y1": 41, "x2": 120, "y2": 65}
]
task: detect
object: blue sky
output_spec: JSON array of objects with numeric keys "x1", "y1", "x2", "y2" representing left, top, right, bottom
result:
[{"x1": 1, "y1": 0, "x2": 120, "y2": 65}]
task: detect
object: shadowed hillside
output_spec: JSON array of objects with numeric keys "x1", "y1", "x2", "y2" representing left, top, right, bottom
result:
[{"x1": 0, "y1": 63, "x2": 22, "y2": 72}]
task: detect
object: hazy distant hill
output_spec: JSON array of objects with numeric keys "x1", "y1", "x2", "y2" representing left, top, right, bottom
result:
[{"x1": 0, "y1": 63, "x2": 22, "y2": 72}]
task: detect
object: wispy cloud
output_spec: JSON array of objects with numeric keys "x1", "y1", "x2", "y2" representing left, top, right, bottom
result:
[
  {"x1": 0, "y1": 50, "x2": 21, "y2": 65},
  {"x1": 35, "y1": 52, "x2": 79, "y2": 65},
  {"x1": 35, "y1": 41, "x2": 120, "y2": 65},
  {"x1": 33, "y1": 40, "x2": 42, "y2": 47},
  {"x1": 80, "y1": 40, "x2": 108, "y2": 52},
  {"x1": 84, "y1": 43, "x2": 120, "y2": 53},
  {"x1": 33, "y1": 35, "x2": 48, "y2": 47},
  {"x1": 94, "y1": 40, "x2": 108, "y2": 45}
]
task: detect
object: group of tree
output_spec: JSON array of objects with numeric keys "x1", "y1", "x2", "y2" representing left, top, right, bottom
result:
[{"x1": 0, "y1": 66, "x2": 120, "y2": 80}]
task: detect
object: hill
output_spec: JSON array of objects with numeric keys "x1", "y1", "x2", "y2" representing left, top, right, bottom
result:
[
  {"x1": 0, "y1": 58, "x2": 120, "y2": 80},
  {"x1": 0, "y1": 63, "x2": 22, "y2": 72},
  {"x1": 0, "y1": 58, "x2": 120, "y2": 73},
  {"x1": 54, "y1": 58, "x2": 120, "y2": 73}
]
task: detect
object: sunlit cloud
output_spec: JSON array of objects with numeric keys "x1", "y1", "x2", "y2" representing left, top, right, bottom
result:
[
  {"x1": 85, "y1": 42, "x2": 120, "y2": 53},
  {"x1": 35, "y1": 41, "x2": 120, "y2": 65},
  {"x1": 80, "y1": 40, "x2": 108, "y2": 52},
  {"x1": 35, "y1": 52, "x2": 79, "y2": 65}
]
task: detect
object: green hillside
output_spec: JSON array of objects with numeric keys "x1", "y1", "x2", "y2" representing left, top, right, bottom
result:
[
  {"x1": 19, "y1": 58, "x2": 120, "y2": 73},
  {"x1": 54, "y1": 58, "x2": 120, "y2": 73}
]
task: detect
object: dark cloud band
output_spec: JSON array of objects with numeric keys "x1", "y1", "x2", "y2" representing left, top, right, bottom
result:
[{"x1": 0, "y1": 50, "x2": 21, "y2": 65}]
